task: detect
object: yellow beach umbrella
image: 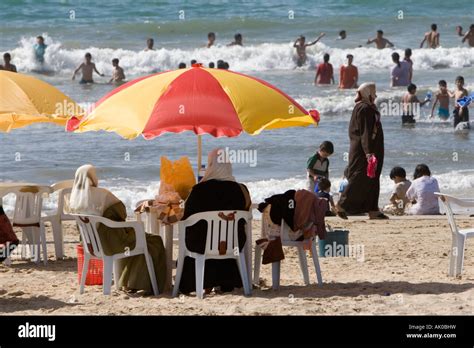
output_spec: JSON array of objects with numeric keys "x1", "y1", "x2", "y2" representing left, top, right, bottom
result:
[{"x1": 0, "y1": 70, "x2": 82, "y2": 132}]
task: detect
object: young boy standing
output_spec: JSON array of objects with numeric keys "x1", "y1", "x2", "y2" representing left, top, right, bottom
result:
[
  {"x1": 72, "y1": 52, "x2": 104, "y2": 84},
  {"x1": 307, "y1": 141, "x2": 334, "y2": 192},
  {"x1": 402, "y1": 83, "x2": 430, "y2": 124},
  {"x1": 293, "y1": 33, "x2": 325, "y2": 67},
  {"x1": 430, "y1": 80, "x2": 450, "y2": 120},
  {"x1": 449, "y1": 76, "x2": 469, "y2": 128},
  {"x1": 109, "y1": 58, "x2": 125, "y2": 84}
]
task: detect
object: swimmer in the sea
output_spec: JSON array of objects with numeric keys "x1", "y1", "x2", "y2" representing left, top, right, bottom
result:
[
  {"x1": 207, "y1": 32, "x2": 216, "y2": 48},
  {"x1": 367, "y1": 30, "x2": 394, "y2": 49},
  {"x1": 293, "y1": 32, "x2": 325, "y2": 67},
  {"x1": 109, "y1": 58, "x2": 125, "y2": 84},
  {"x1": 462, "y1": 24, "x2": 474, "y2": 47},
  {"x1": 420, "y1": 24, "x2": 440, "y2": 48},
  {"x1": 0, "y1": 53, "x2": 17, "y2": 72},
  {"x1": 144, "y1": 38, "x2": 154, "y2": 51},
  {"x1": 72, "y1": 52, "x2": 104, "y2": 83}
]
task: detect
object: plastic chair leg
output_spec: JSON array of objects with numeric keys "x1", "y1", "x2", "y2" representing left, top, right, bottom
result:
[
  {"x1": 297, "y1": 246, "x2": 310, "y2": 285},
  {"x1": 195, "y1": 256, "x2": 205, "y2": 299},
  {"x1": 448, "y1": 236, "x2": 457, "y2": 277},
  {"x1": 311, "y1": 241, "x2": 323, "y2": 286},
  {"x1": 80, "y1": 254, "x2": 89, "y2": 294},
  {"x1": 237, "y1": 254, "x2": 251, "y2": 296},
  {"x1": 113, "y1": 260, "x2": 120, "y2": 291},
  {"x1": 29, "y1": 227, "x2": 41, "y2": 265},
  {"x1": 51, "y1": 217, "x2": 64, "y2": 259},
  {"x1": 40, "y1": 223, "x2": 47, "y2": 265},
  {"x1": 455, "y1": 236, "x2": 466, "y2": 277},
  {"x1": 271, "y1": 261, "x2": 281, "y2": 290},
  {"x1": 253, "y1": 245, "x2": 262, "y2": 286},
  {"x1": 144, "y1": 252, "x2": 159, "y2": 296},
  {"x1": 21, "y1": 230, "x2": 27, "y2": 260},
  {"x1": 172, "y1": 251, "x2": 185, "y2": 298},
  {"x1": 103, "y1": 257, "x2": 114, "y2": 295}
]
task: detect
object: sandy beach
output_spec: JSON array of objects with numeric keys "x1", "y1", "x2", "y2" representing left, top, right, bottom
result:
[{"x1": 0, "y1": 216, "x2": 472, "y2": 316}]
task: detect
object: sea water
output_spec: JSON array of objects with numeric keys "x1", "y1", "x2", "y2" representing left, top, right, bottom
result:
[{"x1": 1, "y1": 0, "x2": 473, "y2": 213}]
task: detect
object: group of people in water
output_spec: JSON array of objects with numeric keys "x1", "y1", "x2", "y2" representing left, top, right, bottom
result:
[{"x1": 309, "y1": 26, "x2": 472, "y2": 129}]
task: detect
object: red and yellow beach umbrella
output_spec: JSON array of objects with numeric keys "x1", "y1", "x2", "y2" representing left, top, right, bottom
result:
[{"x1": 67, "y1": 65, "x2": 319, "y2": 168}]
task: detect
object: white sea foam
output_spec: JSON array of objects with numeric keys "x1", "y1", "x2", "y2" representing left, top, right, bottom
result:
[{"x1": 8, "y1": 35, "x2": 474, "y2": 76}]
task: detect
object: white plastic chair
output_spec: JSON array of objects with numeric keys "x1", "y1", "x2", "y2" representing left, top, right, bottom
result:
[
  {"x1": 11, "y1": 187, "x2": 50, "y2": 265},
  {"x1": 254, "y1": 219, "x2": 323, "y2": 289},
  {"x1": 172, "y1": 210, "x2": 252, "y2": 299},
  {"x1": 73, "y1": 214, "x2": 159, "y2": 296},
  {"x1": 42, "y1": 181, "x2": 74, "y2": 259},
  {"x1": 435, "y1": 193, "x2": 474, "y2": 276}
]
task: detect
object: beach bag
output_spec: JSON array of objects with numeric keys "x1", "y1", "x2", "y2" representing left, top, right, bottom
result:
[
  {"x1": 0, "y1": 206, "x2": 19, "y2": 263},
  {"x1": 160, "y1": 156, "x2": 196, "y2": 200}
]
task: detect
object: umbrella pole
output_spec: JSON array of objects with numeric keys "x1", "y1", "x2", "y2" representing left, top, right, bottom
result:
[{"x1": 197, "y1": 135, "x2": 202, "y2": 179}]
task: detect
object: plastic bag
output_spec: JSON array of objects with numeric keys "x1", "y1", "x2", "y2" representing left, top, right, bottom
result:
[
  {"x1": 154, "y1": 183, "x2": 183, "y2": 224},
  {"x1": 367, "y1": 155, "x2": 378, "y2": 178},
  {"x1": 160, "y1": 156, "x2": 196, "y2": 200}
]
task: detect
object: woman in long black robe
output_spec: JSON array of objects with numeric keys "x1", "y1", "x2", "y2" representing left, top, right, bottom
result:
[
  {"x1": 336, "y1": 83, "x2": 388, "y2": 219},
  {"x1": 178, "y1": 149, "x2": 251, "y2": 294}
]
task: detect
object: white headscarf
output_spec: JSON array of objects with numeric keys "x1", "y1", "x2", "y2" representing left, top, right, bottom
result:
[
  {"x1": 356, "y1": 82, "x2": 377, "y2": 105},
  {"x1": 69, "y1": 164, "x2": 118, "y2": 215},
  {"x1": 201, "y1": 148, "x2": 236, "y2": 182}
]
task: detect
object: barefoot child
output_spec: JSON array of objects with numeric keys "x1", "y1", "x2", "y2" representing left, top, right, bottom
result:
[
  {"x1": 430, "y1": 80, "x2": 450, "y2": 120},
  {"x1": 402, "y1": 83, "x2": 430, "y2": 124},
  {"x1": 449, "y1": 76, "x2": 469, "y2": 128},
  {"x1": 72, "y1": 53, "x2": 104, "y2": 83}
]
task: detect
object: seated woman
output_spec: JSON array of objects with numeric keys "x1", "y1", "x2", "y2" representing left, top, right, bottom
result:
[
  {"x1": 406, "y1": 164, "x2": 440, "y2": 215},
  {"x1": 69, "y1": 164, "x2": 166, "y2": 294},
  {"x1": 178, "y1": 149, "x2": 251, "y2": 295}
]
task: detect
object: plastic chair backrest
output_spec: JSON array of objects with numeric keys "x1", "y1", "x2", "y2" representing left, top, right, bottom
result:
[
  {"x1": 441, "y1": 197, "x2": 458, "y2": 236},
  {"x1": 50, "y1": 180, "x2": 74, "y2": 192},
  {"x1": 12, "y1": 188, "x2": 48, "y2": 224},
  {"x1": 58, "y1": 188, "x2": 73, "y2": 219},
  {"x1": 73, "y1": 214, "x2": 105, "y2": 259},
  {"x1": 435, "y1": 193, "x2": 474, "y2": 236},
  {"x1": 183, "y1": 210, "x2": 252, "y2": 257}
]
